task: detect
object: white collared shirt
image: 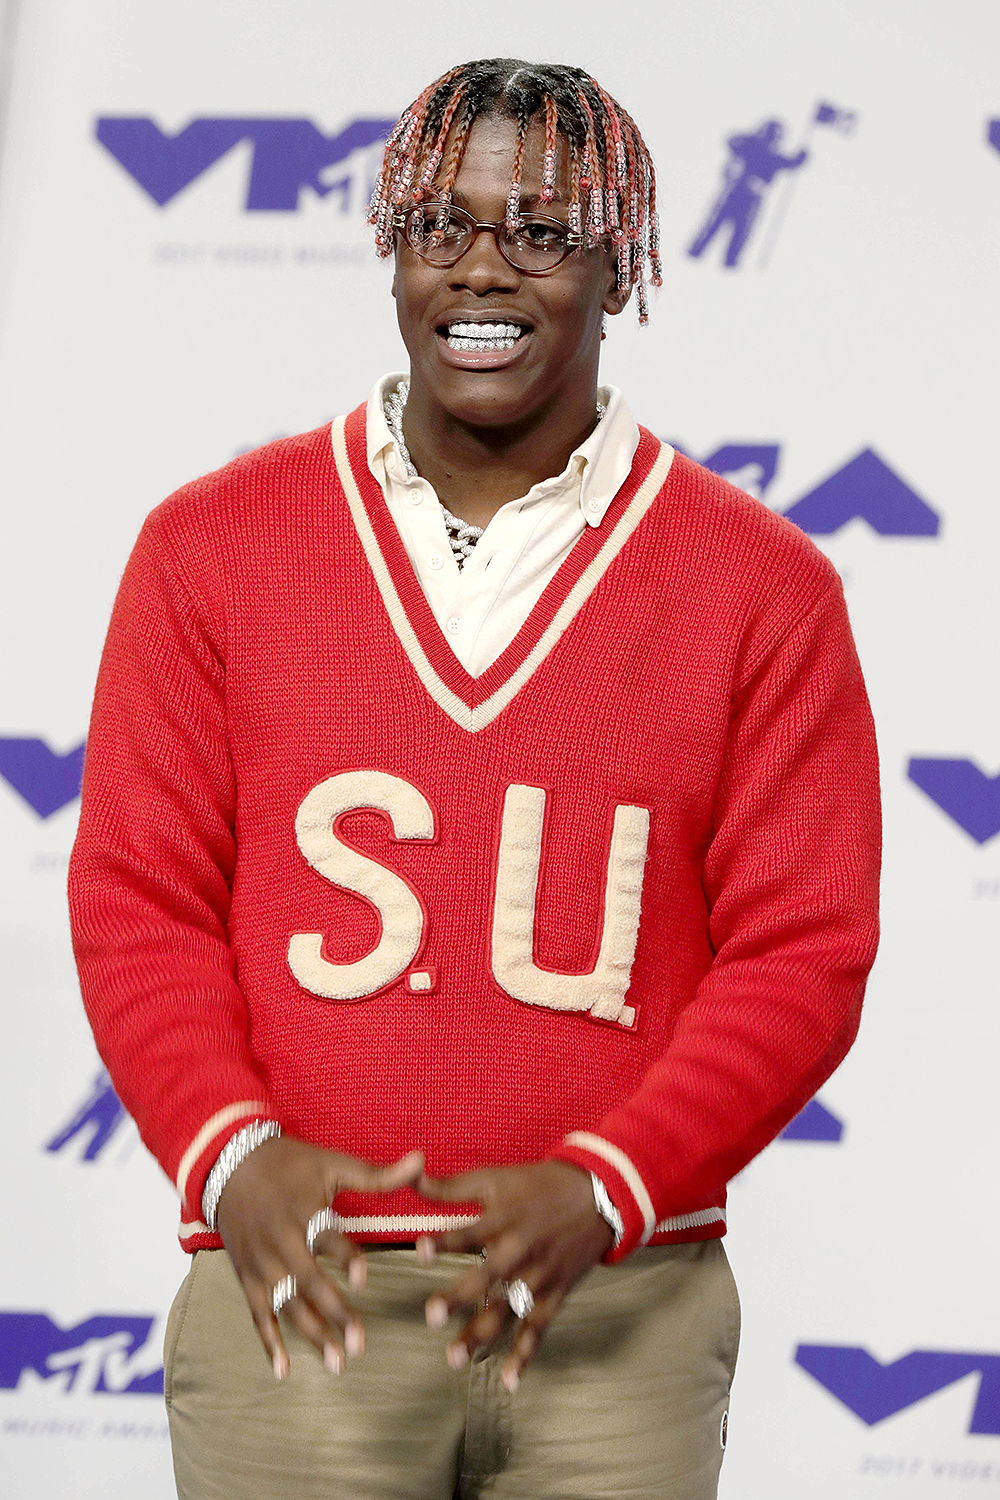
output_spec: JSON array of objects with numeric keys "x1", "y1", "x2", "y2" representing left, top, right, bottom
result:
[{"x1": 366, "y1": 373, "x2": 640, "y2": 678}]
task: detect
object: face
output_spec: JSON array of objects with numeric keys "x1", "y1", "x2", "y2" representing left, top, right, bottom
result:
[{"x1": 392, "y1": 111, "x2": 628, "y2": 434}]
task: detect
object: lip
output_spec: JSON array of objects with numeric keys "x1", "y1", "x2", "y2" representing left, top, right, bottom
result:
[
  {"x1": 434, "y1": 317, "x2": 534, "y2": 371},
  {"x1": 436, "y1": 330, "x2": 532, "y2": 370}
]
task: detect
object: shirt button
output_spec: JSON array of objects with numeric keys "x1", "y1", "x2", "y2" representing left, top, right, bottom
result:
[
  {"x1": 446, "y1": 616, "x2": 462, "y2": 635},
  {"x1": 427, "y1": 552, "x2": 444, "y2": 570},
  {"x1": 587, "y1": 497, "x2": 601, "y2": 513},
  {"x1": 408, "y1": 490, "x2": 423, "y2": 506}
]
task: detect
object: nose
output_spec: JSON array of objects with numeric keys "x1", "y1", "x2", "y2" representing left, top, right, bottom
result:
[{"x1": 448, "y1": 226, "x2": 521, "y2": 293}]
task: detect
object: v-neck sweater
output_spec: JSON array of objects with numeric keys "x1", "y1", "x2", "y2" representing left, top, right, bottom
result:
[{"x1": 68, "y1": 404, "x2": 880, "y2": 1259}]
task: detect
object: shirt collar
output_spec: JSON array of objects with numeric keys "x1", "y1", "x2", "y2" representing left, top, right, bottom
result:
[{"x1": 365, "y1": 372, "x2": 640, "y2": 526}]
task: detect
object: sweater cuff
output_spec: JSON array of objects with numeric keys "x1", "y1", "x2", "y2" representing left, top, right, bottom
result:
[
  {"x1": 173, "y1": 1099, "x2": 275, "y2": 1230},
  {"x1": 549, "y1": 1131, "x2": 657, "y2": 1262}
]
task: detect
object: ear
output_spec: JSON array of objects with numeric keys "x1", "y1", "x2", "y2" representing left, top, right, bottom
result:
[{"x1": 601, "y1": 249, "x2": 631, "y2": 317}]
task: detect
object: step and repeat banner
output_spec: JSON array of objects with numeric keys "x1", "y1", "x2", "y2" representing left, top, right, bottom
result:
[{"x1": 0, "y1": 1, "x2": 997, "y2": 1495}]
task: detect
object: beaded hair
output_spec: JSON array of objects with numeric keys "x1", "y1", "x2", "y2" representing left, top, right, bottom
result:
[{"x1": 369, "y1": 58, "x2": 661, "y2": 324}]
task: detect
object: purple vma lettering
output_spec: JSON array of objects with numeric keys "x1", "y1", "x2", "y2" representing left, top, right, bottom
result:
[
  {"x1": 95, "y1": 117, "x2": 395, "y2": 210},
  {"x1": 0, "y1": 1313, "x2": 163, "y2": 1395},
  {"x1": 796, "y1": 1345, "x2": 1000, "y2": 1435},
  {"x1": 672, "y1": 443, "x2": 940, "y2": 537},
  {"x1": 908, "y1": 759, "x2": 1000, "y2": 845},
  {"x1": 0, "y1": 736, "x2": 84, "y2": 818}
]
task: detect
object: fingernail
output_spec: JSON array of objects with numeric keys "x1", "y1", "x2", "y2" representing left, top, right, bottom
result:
[
  {"x1": 425, "y1": 1296, "x2": 449, "y2": 1330},
  {"x1": 416, "y1": 1236, "x2": 436, "y2": 1265},
  {"x1": 348, "y1": 1257, "x2": 367, "y2": 1291},
  {"x1": 273, "y1": 1350, "x2": 289, "y2": 1381},
  {"x1": 447, "y1": 1342, "x2": 470, "y2": 1371},
  {"x1": 323, "y1": 1343, "x2": 344, "y2": 1375},
  {"x1": 345, "y1": 1321, "x2": 365, "y2": 1359},
  {"x1": 502, "y1": 1365, "x2": 520, "y2": 1394}
]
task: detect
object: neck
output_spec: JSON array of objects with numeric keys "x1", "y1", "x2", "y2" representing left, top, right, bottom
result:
[{"x1": 398, "y1": 383, "x2": 602, "y2": 530}]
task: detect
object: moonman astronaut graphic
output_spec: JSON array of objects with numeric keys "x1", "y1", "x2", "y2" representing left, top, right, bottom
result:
[{"x1": 689, "y1": 120, "x2": 808, "y2": 268}]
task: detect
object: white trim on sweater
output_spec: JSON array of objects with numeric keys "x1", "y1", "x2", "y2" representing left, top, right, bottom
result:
[{"x1": 332, "y1": 415, "x2": 673, "y2": 736}]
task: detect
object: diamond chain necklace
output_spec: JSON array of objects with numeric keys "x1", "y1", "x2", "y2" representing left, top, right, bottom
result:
[{"x1": 382, "y1": 379, "x2": 606, "y2": 569}]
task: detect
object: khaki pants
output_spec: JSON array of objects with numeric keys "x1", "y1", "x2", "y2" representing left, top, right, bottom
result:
[{"x1": 165, "y1": 1241, "x2": 739, "y2": 1500}]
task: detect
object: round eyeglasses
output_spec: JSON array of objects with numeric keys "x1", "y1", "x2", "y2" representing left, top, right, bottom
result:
[{"x1": 392, "y1": 201, "x2": 585, "y2": 275}]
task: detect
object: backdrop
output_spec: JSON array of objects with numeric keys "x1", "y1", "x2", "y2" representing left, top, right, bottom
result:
[{"x1": 1, "y1": 1, "x2": 998, "y2": 1495}]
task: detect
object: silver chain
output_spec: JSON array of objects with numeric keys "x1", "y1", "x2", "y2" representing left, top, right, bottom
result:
[{"x1": 382, "y1": 380, "x2": 606, "y2": 569}]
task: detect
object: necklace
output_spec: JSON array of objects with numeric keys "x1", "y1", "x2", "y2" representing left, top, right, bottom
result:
[{"x1": 382, "y1": 380, "x2": 606, "y2": 569}]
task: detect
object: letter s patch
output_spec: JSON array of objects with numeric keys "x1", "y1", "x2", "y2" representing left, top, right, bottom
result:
[{"x1": 288, "y1": 771, "x2": 434, "y2": 1000}]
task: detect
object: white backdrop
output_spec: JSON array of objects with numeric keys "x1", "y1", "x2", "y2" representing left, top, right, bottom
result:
[{"x1": 1, "y1": 2, "x2": 998, "y2": 1495}]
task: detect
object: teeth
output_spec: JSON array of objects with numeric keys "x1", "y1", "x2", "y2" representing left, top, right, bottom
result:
[{"x1": 445, "y1": 321, "x2": 524, "y2": 341}]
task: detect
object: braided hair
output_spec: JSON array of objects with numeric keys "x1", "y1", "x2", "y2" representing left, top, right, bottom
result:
[{"x1": 369, "y1": 58, "x2": 661, "y2": 324}]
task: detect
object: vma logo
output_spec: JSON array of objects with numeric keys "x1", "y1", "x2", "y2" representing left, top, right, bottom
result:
[
  {"x1": 796, "y1": 1344, "x2": 1000, "y2": 1436},
  {"x1": 688, "y1": 101, "x2": 857, "y2": 270},
  {"x1": 675, "y1": 442, "x2": 940, "y2": 537},
  {"x1": 0, "y1": 737, "x2": 84, "y2": 817},
  {"x1": 908, "y1": 759, "x2": 1000, "y2": 844},
  {"x1": 95, "y1": 116, "x2": 394, "y2": 212},
  {"x1": 988, "y1": 120, "x2": 1000, "y2": 155},
  {"x1": 0, "y1": 1313, "x2": 163, "y2": 1395},
  {"x1": 45, "y1": 1070, "x2": 130, "y2": 1162}
]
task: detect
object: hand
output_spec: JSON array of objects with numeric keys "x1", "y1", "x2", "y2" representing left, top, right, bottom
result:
[
  {"x1": 416, "y1": 1160, "x2": 613, "y2": 1392},
  {"x1": 215, "y1": 1134, "x2": 423, "y2": 1379}
]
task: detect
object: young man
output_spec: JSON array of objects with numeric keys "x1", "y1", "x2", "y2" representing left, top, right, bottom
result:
[{"x1": 69, "y1": 58, "x2": 880, "y2": 1500}]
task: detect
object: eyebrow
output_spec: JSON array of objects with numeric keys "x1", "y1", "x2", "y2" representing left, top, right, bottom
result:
[{"x1": 447, "y1": 189, "x2": 569, "y2": 214}]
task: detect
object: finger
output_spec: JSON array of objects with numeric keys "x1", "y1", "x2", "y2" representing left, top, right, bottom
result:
[
  {"x1": 306, "y1": 1227, "x2": 361, "y2": 1269},
  {"x1": 338, "y1": 1149, "x2": 425, "y2": 1194},
  {"x1": 444, "y1": 1302, "x2": 507, "y2": 1369},
  {"x1": 500, "y1": 1287, "x2": 565, "y2": 1393},
  {"x1": 423, "y1": 1217, "x2": 490, "y2": 1256},
  {"x1": 282, "y1": 1295, "x2": 347, "y2": 1376},
  {"x1": 426, "y1": 1236, "x2": 533, "y2": 1331},
  {"x1": 292, "y1": 1258, "x2": 361, "y2": 1349},
  {"x1": 243, "y1": 1279, "x2": 292, "y2": 1381},
  {"x1": 417, "y1": 1169, "x2": 494, "y2": 1203}
]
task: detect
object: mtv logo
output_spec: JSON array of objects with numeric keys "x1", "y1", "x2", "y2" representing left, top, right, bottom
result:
[
  {"x1": 45, "y1": 1069, "x2": 130, "y2": 1161},
  {"x1": 988, "y1": 119, "x2": 1000, "y2": 154},
  {"x1": 796, "y1": 1344, "x2": 1000, "y2": 1436},
  {"x1": 782, "y1": 449, "x2": 940, "y2": 536},
  {"x1": 779, "y1": 1097, "x2": 844, "y2": 1142},
  {"x1": 95, "y1": 116, "x2": 395, "y2": 211},
  {"x1": 908, "y1": 758, "x2": 1000, "y2": 844},
  {"x1": 0, "y1": 736, "x2": 84, "y2": 817},
  {"x1": 0, "y1": 1312, "x2": 163, "y2": 1395}
]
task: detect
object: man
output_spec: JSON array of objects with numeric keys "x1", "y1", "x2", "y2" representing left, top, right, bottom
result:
[{"x1": 69, "y1": 58, "x2": 880, "y2": 1500}]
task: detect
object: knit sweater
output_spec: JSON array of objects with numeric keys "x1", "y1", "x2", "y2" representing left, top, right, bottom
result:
[{"x1": 68, "y1": 406, "x2": 880, "y2": 1260}]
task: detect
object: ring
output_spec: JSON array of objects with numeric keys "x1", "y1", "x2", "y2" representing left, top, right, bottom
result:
[
  {"x1": 306, "y1": 1207, "x2": 338, "y2": 1254},
  {"x1": 272, "y1": 1274, "x2": 297, "y2": 1316},
  {"x1": 502, "y1": 1279, "x2": 535, "y2": 1319}
]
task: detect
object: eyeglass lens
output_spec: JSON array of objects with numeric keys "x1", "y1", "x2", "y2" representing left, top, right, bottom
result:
[{"x1": 404, "y1": 204, "x2": 570, "y2": 271}]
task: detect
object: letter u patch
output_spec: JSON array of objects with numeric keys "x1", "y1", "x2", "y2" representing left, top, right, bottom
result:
[{"x1": 490, "y1": 785, "x2": 650, "y2": 1027}]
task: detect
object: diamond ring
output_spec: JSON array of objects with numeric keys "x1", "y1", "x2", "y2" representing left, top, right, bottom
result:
[
  {"x1": 502, "y1": 1279, "x2": 535, "y2": 1319},
  {"x1": 306, "y1": 1207, "x2": 338, "y2": 1254},
  {"x1": 272, "y1": 1274, "x2": 297, "y2": 1317}
]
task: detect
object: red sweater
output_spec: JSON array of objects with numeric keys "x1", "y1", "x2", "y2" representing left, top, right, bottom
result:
[{"x1": 68, "y1": 407, "x2": 880, "y2": 1260}]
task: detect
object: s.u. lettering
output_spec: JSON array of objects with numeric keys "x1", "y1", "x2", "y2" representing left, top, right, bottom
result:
[{"x1": 288, "y1": 771, "x2": 649, "y2": 1027}]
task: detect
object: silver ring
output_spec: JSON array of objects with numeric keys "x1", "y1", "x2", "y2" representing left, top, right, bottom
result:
[
  {"x1": 502, "y1": 1279, "x2": 535, "y2": 1319},
  {"x1": 306, "y1": 1207, "x2": 338, "y2": 1254},
  {"x1": 272, "y1": 1274, "x2": 297, "y2": 1317}
]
